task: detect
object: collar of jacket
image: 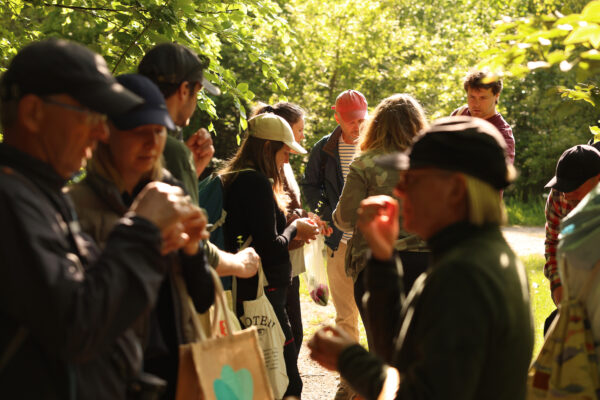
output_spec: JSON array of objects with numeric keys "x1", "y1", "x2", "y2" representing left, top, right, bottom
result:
[
  {"x1": 427, "y1": 221, "x2": 501, "y2": 256},
  {"x1": 0, "y1": 143, "x2": 66, "y2": 192},
  {"x1": 321, "y1": 125, "x2": 343, "y2": 158}
]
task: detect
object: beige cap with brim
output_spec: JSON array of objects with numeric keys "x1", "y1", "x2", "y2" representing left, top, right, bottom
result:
[{"x1": 248, "y1": 113, "x2": 307, "y2": 154}]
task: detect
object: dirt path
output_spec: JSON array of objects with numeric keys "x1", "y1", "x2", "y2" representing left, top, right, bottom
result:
[{"x1": 297, "y1": 225, "x2": 545, "y2": 399}]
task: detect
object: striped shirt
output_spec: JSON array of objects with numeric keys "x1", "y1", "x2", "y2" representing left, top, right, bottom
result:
[
  {"x1": 338, "y1": 139, "x2": 357, "y2": 242},
  {"x1": 544, "y1": 189, "x2": 578, "y2": 291}
]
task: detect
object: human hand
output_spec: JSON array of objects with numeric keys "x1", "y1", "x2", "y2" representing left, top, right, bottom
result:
[
  {"x1": 357, "y1": 195, "x2": 399, "y2": 261},
  {"x1": 186, "y1": 128, "x2": 215, "y2": 177},
  {"x1": 160, "y1": 206, "x2": 208, "y2": 255},
  {"x1": 129, "y1": 182, "x2": 207, "y2": 254},
  {"x1": 233, "y1": 247, "x2": 260, "y2": 278},
  {"x1": 308, "y1": 212, "x2": 333, "y2": 236},
  {"x1": 294, "y1": 218, "x2": 319, "y2": 243},
  {"x1": 552, "y1": 285, "x2": 563, "y2": 306},
  {"x1": 308, "y1": 325, "x2": 357, "y2": 371}
]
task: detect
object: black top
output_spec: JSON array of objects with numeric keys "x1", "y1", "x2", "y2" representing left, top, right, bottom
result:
[
  {"x1": 0, "y1": 143, "x2": 165, "y2": 399},
  {"x1": 223, "y1": 169, "x2": 297, "y2": 299}
]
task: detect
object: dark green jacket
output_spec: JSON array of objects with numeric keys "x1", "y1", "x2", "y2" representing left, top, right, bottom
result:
[
  {"x1": 339, "y1": 222, "x2": 534, "y2": 400},
  {"x1": 163, "y1": 134, "x2": 198, "y2": 205}
]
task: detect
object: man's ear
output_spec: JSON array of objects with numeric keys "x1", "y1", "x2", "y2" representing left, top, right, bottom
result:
[
  {"x1": 495, "y1": 93, "x2": 500, "y2": 105},
  {"x1": 177, "y1": 81, "x2": 190, "y2": 101},
  {"x1": 18, "y1": 95, "x2": 44, "y2": 134},
  {"x1": 447, "y1": 173, "x2": 468, "y2": 207},
  {"x1": 334, "y1": 112, "x2": 340, "y2": 124}
]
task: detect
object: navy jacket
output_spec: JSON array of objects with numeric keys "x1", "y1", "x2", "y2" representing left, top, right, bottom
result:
[
  {"x1": 301, "y1": 126, "x2": 345, "y2": 251},
  {"x1": 0, "y1": 144, "x2": 167, "y2": 399}
]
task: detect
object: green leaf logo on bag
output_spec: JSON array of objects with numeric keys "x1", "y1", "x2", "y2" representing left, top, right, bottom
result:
[{"x1": 214, "y1": 365, "x2": 253, "y2": 400}]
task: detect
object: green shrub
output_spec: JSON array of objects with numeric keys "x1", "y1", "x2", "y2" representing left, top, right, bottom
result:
[{"x1": 505, "y1": 196, "x2": 546, "y2": 226}]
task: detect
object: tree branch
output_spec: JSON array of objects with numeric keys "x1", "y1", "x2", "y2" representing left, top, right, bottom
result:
[
  {"x1": 42, "y1": 2, "x2": 124, "y2": 13},
  {"x1": 111, "y1": 20, "x2": 153, "y2": 73},
  {"x1": 195, "y1": 8, "x2": 240, "y2": 14}
]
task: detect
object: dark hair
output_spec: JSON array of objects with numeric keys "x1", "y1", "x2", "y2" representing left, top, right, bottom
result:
[
  {"x1": 219, "y1": 135, "x2": 290, "y2": 212},
  {"x1": 0, "y1": 98, "x2": 18, "y2": 131},
  {"x1": 252, "y1": 102, "x2": 304, "y2": 126},
  {"x1": 463, "y1": 70, "x2": 503, "y2": 95},
  {"x1": 138, "y1": 43, "x2": 208, "y2": 99}
]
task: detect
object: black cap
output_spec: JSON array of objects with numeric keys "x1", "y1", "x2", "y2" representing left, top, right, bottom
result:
[
  {"x1": 0, "y1": 38, "x2": 143, "y2": 117},
  {"x1": 377, "y1": 116, "x2": 514, "y2": 189},
  {"x1": 138, "y1": 43, "x2": 220, "y2": 96},
  {"x1": 544, "y1": 145, "x2": 600, "y2": 192},
  {"x1": 111, "y1": 74, "x2": 175, "y2": 131}
]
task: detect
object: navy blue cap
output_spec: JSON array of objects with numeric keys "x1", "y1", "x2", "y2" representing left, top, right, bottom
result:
[{"x1": 111, "y1": 74, "x2": 175, "y2": 131}]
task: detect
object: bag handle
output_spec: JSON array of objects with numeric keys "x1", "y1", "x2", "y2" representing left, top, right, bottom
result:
[
  {"x1": 186, "y1": 294, "x2": 208, "y2": 341},
  {"x1": 208, "y1": 267, "x2": 234, "y2": 337}
]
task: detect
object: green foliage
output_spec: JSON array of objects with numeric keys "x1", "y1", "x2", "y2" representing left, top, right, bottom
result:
[
  {"x1": 522, "y1": 254, "x2": 553, "y2": 358},
  {"x1": 0, "y1": 0, "x2": 289, "y2": 124},
  {"x1": 504, "y1": 195, "x2": 546, "y2": 226}
]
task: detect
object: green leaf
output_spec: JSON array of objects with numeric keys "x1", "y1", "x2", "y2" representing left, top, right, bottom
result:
[
  {"x1": 237, "y1": 82, "x2": 249, "y2": 93},
  {"x1": 564, "y1": 24, "x2": 600, "y2": 48},
  {"x1": 582, "y1": 1, "x2": 600, "y2": 23}
]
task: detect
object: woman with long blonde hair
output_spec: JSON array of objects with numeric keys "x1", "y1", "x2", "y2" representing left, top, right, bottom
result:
[{"x1": 332, "y1": 93, "x2": 430, "y2": 356}]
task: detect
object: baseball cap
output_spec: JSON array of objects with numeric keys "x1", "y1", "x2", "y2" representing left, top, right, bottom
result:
[
  {"x1": 138, "y1": 43, "x2": 220, "y2": 95},
  {"x1": 0, "y1": 39, "x2": 143, "y2": 117},
  {"x1": 111, "y1": 74, "x2": 175, "y2": 131},
  {"x1": 377, "y1": 116, "x2": 515, "y2": 190},
  {"x1": 544, "y1": 145, "x2": 600, "y2": 192},
  {"x1": 331, "y1": 90, "x2": 368, "y2": 122},
  {"x1": 247, "y1": 113, "x2": 306, "y2": 154}
]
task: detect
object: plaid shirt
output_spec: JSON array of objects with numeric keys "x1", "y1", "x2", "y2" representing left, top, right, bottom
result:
[{"x1": 544, "y1": 189, "x2": 578, "y2": 290}]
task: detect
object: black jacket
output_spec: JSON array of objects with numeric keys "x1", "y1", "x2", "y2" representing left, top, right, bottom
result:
[
  {"x1": 223, "y1": 169, "x2": 296, "y2": 299},
  {"x1": 0, "y1": 144, "x2": 166, "y2": 399},
  {"x1": 301, "y1": 126, "x2": 345, "y2": 251}
]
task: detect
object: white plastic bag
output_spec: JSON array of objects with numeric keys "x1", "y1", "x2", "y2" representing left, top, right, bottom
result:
[{"x1": 303, "y1": 234, "x2": 329, "y2": 306}]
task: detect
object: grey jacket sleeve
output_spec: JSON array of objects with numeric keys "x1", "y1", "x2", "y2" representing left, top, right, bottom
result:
[{"x1": 333, "y1": 160, "x2": 367, "y2": 232}]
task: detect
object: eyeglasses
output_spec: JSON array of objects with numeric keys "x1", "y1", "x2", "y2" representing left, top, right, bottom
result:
[{"x1": 42, "y1": 97, "x2": 107, "y2": 126}]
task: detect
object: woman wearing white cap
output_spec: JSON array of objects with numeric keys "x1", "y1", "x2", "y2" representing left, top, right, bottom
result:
[{"x1": 219, "y1": 113, "x2": 320, "y2": 397}]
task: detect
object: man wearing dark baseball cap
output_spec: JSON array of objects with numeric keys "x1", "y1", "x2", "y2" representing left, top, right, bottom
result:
[
  {"x1": 308, "y1": 116, "x2": 534, "y2": 400},
  {"x1": 0, "y1": 39, "x2": 208, "y2": 398},
  {"x1": 542, "y1": 144, "x2": 600, "y2": 329},
  {"x1": 139, "y1": 42, "x2": 219, "y2": 206}
]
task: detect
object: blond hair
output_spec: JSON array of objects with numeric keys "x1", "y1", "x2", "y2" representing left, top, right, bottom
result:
[
  {"x1": 89, "y1": 141, "x2": 163, "y2": 193},
  {"x1": 358, "y1": 93, "x2": 427, "y2": 154},
  {"x1": 463, "y1": 174, "x2": 507, "y2": 226}
]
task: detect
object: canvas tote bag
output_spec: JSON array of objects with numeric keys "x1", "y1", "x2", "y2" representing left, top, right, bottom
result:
[
  {"x1": 238, "y1": 264, "x2": 289, "y2": 399},
  {"x1": 175, "y1": 268, "x2": 274, "y2": 400},
  {"x1": 527, "y1": 257, "x2": 600, "y2": 399}
]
